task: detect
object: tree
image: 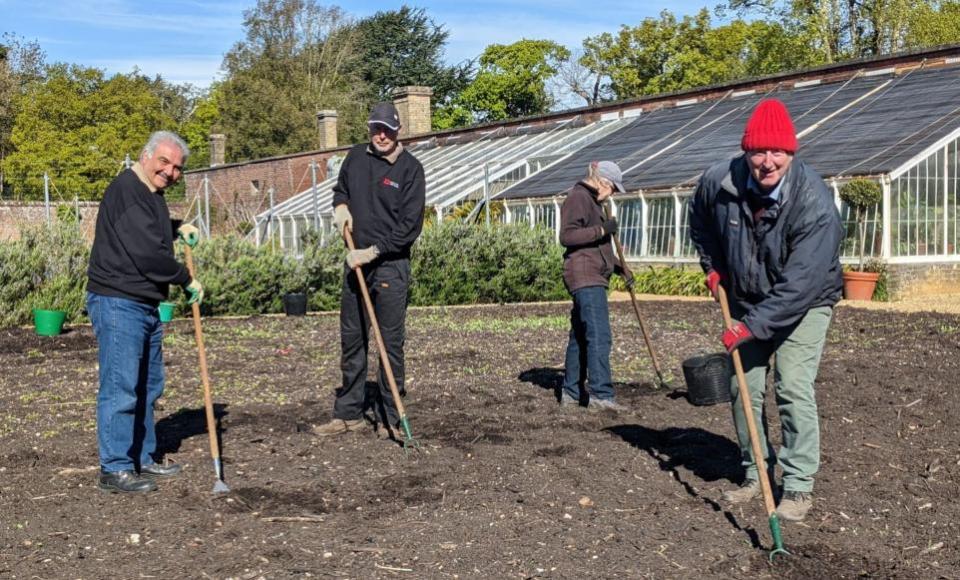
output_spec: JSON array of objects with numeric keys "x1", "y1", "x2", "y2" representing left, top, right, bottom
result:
[
  {"x1": 2, "y1": 64, "x2": 172, "y2": 200},
  {"x1": 218, "y1": 0, "x2": 365, "y2": 161},
  {"x1": 353, "y1": 4, "x2": 472, "y2": 118},
  {"x1": 579, "y1": 9, "x2": 821, "y2": 100},
  {"x1": 456, "y1": 40, "x2": 570, "y2": 123},
  {"x1": 0, "y1": 34, "x2": 45, "y2": 196}
]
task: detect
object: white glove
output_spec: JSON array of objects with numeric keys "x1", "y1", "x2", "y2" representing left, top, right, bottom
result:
[
  {"x1": 333, "y1": 204, "x2": 352, "y2": 239},
  {"x1": 346, "y1": 246, "x2": 379, "y2": 269}
]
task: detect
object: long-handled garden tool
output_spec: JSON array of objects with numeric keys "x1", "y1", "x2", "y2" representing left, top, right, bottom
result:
[
  {"x1": 717, "y1": 285, "x2": 787, "y2": 560},
  {"x1": 183, "y1": 245, "x2": 230, "y2": 493},
  {"x1": 602, "y1": 203, "x2": 668, "y2": 388},
  {"x1": 342, "y1": 228, "x2": 420, "y2": 451}
]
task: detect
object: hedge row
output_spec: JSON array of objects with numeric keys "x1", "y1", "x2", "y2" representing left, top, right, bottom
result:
[{"x1": 2, "y1": 222, "x2": 571, "y2": 327}]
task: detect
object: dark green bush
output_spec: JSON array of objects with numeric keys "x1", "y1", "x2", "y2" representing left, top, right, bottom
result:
[{"x1": 410, "y1": 222, "x2": 567, "y2": 305}]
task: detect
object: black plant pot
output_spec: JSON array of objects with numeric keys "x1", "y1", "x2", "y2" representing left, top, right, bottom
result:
[{"x1": 282, "y1": 292, "x2": 308, "y2": 316}]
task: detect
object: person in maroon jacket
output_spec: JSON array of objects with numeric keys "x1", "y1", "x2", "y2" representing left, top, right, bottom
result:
[
  {"x1": 312, "y1": 102, "x2": 426, "y2": 440},
  {"x1": 558, "y1": 160, "x2": 633, "y2": 412}
]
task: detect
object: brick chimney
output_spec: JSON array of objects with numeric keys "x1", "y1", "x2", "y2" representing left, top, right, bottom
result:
[
  {"x1": 209, "y1": 134, "x2": 226, "y2": 167},
  {"x1": 316, "y1": 110, "x2": 338, "y2": 149},
  {"x1": 391, "y1": 86, "x2": 433, "y2": 139}
]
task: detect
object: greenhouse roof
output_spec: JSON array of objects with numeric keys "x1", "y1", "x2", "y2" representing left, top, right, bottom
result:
[
  {"x1": 259, "y1": 115, "x2": 634, "y2": 220},
  {"x1": 498, "y1": 63, "x2": 960, "y2": 200}
]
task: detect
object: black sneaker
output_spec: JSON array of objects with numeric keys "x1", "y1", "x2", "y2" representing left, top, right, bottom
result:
[{"x1": 98, "y1": 470, "x2": 158, "y2": 493}]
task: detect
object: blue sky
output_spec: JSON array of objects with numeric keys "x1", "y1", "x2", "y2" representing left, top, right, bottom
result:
[{"x1": 0, "y1": 0, "x2": 713, "y2": 87}]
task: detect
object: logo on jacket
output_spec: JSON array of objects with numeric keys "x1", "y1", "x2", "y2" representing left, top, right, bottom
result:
[{"x1": 382, "y1": 177, "x2": 400, "y2": 189}]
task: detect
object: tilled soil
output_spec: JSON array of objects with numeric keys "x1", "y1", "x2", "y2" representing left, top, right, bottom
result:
[{"x1": 0, "y1": 300, "x2": 958, "y2": 579}]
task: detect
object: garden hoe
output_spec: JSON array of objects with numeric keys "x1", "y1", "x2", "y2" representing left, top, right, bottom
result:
[
  {"x1": 343, "y1": 227, "x2": 420, "y2": 452},
  {"x1": 183, "y1": 245, "x2": 230, "y2": 494},
  {"x1": 717, "y1": 285, "x2": 788, "y2": 561},
  {"x1": 602, "y1": 203, "x2": 669, "y2": 389}
]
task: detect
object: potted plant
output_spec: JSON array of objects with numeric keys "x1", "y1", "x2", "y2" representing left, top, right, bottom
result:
[
  {"x1": 839, "y1": 178, "x2": 883, "y2": 300},
  {"x1": 281, "y1": 257, "x2": 310, "y2": 316}
]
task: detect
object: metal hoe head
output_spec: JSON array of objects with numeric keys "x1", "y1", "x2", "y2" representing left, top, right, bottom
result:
[
  {"x1": 400, "y1": 416, "x2": 421, "y2": 454},
  {"x1": 211, "y1": 458, "x2": 230, "y2": 494},
  {"x1": 767, "y1": 514, "x2": 790, "y2": 562}
]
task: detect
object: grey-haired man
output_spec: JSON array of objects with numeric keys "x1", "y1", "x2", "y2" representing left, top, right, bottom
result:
[{"x1": 87, "y1": 131, "x2": 203, "y2": 493}]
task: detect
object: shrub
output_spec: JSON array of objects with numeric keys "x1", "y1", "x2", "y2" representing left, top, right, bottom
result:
[
  {"x1": 410, "y1": 222, "x2": 567, "y2": 305},
  {"x1": 610, "y1": 266, "x2": 708, "y2": 297},
  {"x1": 0, "y1": 224, "x2": 89, "y2": 327},
  {"x1": 839, "y1": 178, "x2": 882, "y2": 272}
]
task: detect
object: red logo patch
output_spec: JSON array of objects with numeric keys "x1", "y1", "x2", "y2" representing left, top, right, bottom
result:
[{"x1": 382, "y1": 177, "x2": 399, "y2": 189}]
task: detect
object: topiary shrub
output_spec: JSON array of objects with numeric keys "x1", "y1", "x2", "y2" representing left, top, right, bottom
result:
[{"x1": 839, "y1": 178, "x2": 882, "y2": 272}]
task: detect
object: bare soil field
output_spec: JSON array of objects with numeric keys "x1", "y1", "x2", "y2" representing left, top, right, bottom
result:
[{"x1": 0, "y1": 300, "x2": 957, "y2": 579}]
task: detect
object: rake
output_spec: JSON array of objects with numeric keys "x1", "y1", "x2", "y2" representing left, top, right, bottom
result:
[
  {"x1": 183, "y1": 245, "x2": 230, "y2": 493},
  {"x1": 602, "y1": 202, "x2": 669, "y2": 388},
  {"x1": 717, "y1": 285, "x2": 788, "y2": 560},
  {"x1": 343, "y1": 228, "x2": 420, "y2": 452}
]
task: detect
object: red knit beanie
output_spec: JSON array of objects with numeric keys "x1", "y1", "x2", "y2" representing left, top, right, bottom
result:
[{"x1": 741, "y1": 99, "x2": 798, "y2": 153}]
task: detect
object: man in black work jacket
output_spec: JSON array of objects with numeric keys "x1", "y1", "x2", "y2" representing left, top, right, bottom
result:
[
  {"x1": 87, "y1": 131, "x2": 204, "y2": 493},
  {"x1": 689, "y1": 99, "x2": 842, "y2": 522},
  {"x1": 313, "y1": 102, "x2": 426, "y2": 440}
]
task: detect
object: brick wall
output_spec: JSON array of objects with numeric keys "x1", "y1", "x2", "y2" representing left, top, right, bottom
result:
[
  {"x1": 0, "y1": 200, "x2": 190, "y2": 242},
  {"x1": 887, "y1": 263, "x2": 960, "y2": 299}
]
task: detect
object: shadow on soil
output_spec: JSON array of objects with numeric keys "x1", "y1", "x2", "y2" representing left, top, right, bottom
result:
[
  {"x1": 155, "y1": 403, "x2": 229, "y2": 460},
  {"x1": 518, "y1": 367, "x2": 665, "y2": 406},
  {"x1": 607, "y1": 424, "x2": 763, "y2": 549}
]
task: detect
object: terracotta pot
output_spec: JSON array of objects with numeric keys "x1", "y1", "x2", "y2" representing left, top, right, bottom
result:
[{"x1": 842, "y1": 271, "x2": 880, "y2": 301}]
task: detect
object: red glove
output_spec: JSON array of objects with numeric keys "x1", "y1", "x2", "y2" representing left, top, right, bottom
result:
[
  {"x1": 705, "y1": 270, "x2": 723, "y2": 301},
  {"x1": 722, "y1": 322, "x2": 753, "y2": 353}
]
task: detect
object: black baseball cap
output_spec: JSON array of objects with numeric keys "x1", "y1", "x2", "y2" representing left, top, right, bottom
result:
[{"x1": 368, "y1": 102, "x2": 401, "y2": 131}]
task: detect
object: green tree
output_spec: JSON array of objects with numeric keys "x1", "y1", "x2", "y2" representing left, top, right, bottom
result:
[
  {"x1": 353, "y1": 4, "x2": 472, "y2": 126},
  {"x1": 0, "y1": 34, "x2": 45, "y2": 197},
  {"x1": 456, "y1": 39, "x2": 570, "y2": 123},
  {"x1": 580, "y1": 9, "x2": 820, "y2": 100},
  {"x1": 179, "y1": 84, "x2": 224, "y2": 169},
  {"x1": 907, "y1": 1, "x2": 960, "y2": 47},
  {"x1": 2, "y1": 64, "x2": 171, "y2": 200},
  {"x1": 218, "y1": 0, "x2": 365, "y2": 161}
]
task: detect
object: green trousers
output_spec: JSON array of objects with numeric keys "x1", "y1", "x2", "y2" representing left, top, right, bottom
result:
[{"x1": 729, "y1": 306, "x2": 832, "y2": 493}]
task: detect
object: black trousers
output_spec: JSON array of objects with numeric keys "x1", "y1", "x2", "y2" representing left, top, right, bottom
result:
[{"x1": 334, "y1": 258, "x2": 410, "y2": 425}]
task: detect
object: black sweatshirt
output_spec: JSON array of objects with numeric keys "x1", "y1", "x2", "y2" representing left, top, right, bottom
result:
[
  {"x1": 87, "y1": 168, "x2": 191, "y2": 304},
  {"x1": 331, "y1": 143, "x2": 426, "y2": 259}
]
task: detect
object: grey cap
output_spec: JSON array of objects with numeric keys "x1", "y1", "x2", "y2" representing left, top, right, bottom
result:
[
  {"x1": 596, "y1": 160, "x2": 625, "y2": 193},
  {"x1": 368, "y1": 102, "x2": 401, "y2": 131}
]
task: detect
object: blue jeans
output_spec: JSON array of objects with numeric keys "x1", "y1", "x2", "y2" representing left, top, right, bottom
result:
[
  {"x1": 563, "y1": 286, "x2": 614, "y2": 401},
  {"x1": 87, "y1": 292, "x2": 165, "y2": 473}
]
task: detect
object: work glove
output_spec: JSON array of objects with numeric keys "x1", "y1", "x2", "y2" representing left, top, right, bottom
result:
[
  {"x1": 333, "y1": 204, "x2": 353, "y2": 238},
  {"x1": 346, "y1": 245, "x2": 379, "y2": 269},
  {"x1": 615, "y1": 264, "x2": 635, "y2": 291},
  {"x1": 601, "y1": 217, "x2": 618, "y2": 237},
  {"x1": 184, "y1": 279, "x2": 204, "y2": 305},
  {"x1": 722, "y1": 322, "x2": 753, "y2": 353},
  {"x1": 705, "y1": 270, "x2": 724, "y2": 301},
  {"x1": 176, "y1": 224, "x2": 200, "y2": 248}
]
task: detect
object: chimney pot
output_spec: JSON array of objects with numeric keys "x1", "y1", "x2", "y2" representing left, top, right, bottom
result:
[
  {"x1": 316, "y1": 110, "x2": 338, "y2": 149},
  {"x1": 391, "y1": 86, "x2": 433, "y2": 139}
]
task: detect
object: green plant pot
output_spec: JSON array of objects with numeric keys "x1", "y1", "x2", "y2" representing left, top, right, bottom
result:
[
  {"x1": 158, "y1": 301, "x2": 176, "y2": 323},
  {"x1": 33, "y1": 309, "x2": 67, "y2": 336}
]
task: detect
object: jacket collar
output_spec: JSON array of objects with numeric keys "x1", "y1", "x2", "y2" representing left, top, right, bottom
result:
[
  {"x1": 577, "y1": 180, "x2": 602, "y2": 203},
  {"x1": 366, "y1": 142, "x2": 404, "y2": 165},
  {"x1": 721, "y1": 155, "x2": 795, "y2": 209},
  {"x1": 131, "y1": 162, "x2": 159, "y2": 193}
]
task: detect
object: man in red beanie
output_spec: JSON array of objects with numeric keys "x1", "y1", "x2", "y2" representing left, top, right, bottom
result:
[{"x1": 688, "y1": 98, "x2": 843, "y2": 522}]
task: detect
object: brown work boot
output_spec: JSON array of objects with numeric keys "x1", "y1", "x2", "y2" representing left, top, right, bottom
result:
[
  {"x1": 311, "y1": 418, "x2": 364, "y2": 438},
  {"x1": 776, "y1": 491, "x2": 813, "y2": 522},
  {"x1": 722, "y1": 479, "x2": 761, "y2": 503}
]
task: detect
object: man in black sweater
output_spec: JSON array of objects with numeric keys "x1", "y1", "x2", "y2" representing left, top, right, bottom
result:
[
  {"x1": 87, "y1": 131, "x2": 204, "y2": 493},
  {"x1": 313, "y1": 102, "x2": 426, "y2": 440}
]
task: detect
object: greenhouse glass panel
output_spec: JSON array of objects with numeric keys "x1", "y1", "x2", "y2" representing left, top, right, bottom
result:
[
  {"x1": 510, "y1": 204, "x2": 530, "y2": 224},
  {"x1": 949, "y1": 139, "x2": 959, "y2": 254},
  {"x1": 892, "y1": 148, "x2": 948, "y2": 257},
  {"x1": 677, "y1": 195, "x2": 698, "y2": 258},
  {"x1": 839, "y1": 194, "x2": 882, "y2": 261},
  {"x1": 646, "y1": 196, "x2": 675, "y2": 257},
  {"x1": 616, "y1": 198, "x2": 642, "y2": 258},
  {"x1": 532, "y1": 202, "x2": 556, "y2": 231}
]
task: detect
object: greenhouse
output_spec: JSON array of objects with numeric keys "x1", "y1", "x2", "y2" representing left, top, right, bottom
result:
[{"x1": 255, "y1": 55, "x2": 960, "y2": 268}]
